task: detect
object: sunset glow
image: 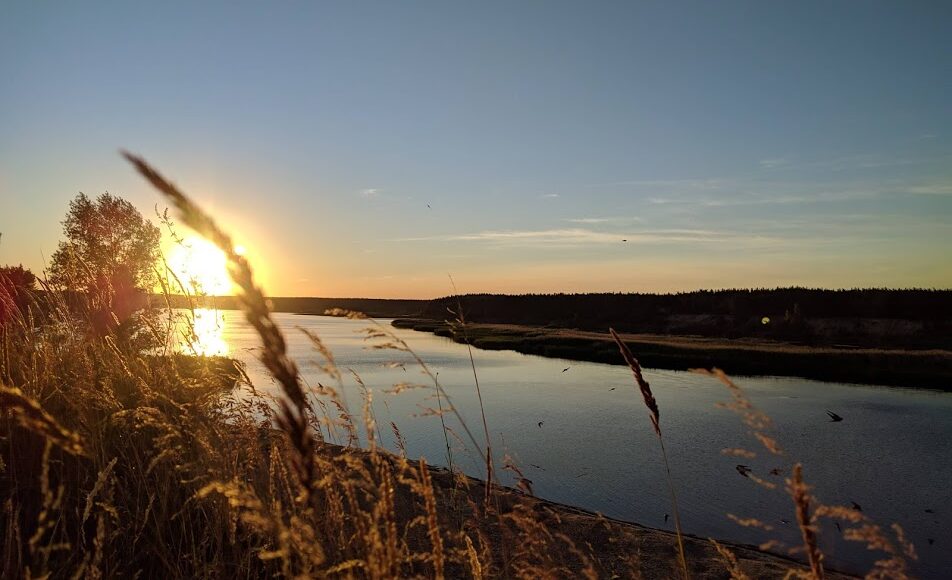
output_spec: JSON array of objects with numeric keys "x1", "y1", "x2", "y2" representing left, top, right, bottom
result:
[
  {"x1": 167, "y1": 236, "x2": 232, "y2": 296},
  {"x1": 179, "y1": 308, "x2": 229, "y2": 356},
  {"x1": 2, "y1": 3, "x2": 951, "y2": 577}
]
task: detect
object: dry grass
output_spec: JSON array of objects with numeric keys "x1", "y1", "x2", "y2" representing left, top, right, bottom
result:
[
  {"x1": 0, "y1": 153, "x2": 920, "y2": 578},
  {"x1": 611, "y1": 327, "x2": 689, "y2": 579},
  {"x1": 689, "y1": 369, "x2": 918, "y2": 580}
]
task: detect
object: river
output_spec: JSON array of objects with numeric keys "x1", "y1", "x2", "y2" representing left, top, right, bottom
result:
[{"x1": 179, "y1": 309, "x2": 951, "y2": 578}]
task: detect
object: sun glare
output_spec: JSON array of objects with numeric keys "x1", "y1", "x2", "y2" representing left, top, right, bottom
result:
[
  {"x1": 168, "y1": 236, "x2": 232, "y2": 295},
  {"x1": 178, "y1": 308, "x2": 229, "y2": 356}
]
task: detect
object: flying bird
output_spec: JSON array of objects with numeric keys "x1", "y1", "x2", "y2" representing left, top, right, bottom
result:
[
  {"x1": 664, "y1": 514, "x2": 669, "y2": 523},
  {"x1": 826, "y1": 410, "x2": 844, "y2": 422},
  {"x1": 609, "y1": 387, "x2": 616, "y2": 391},
  {"x1": 562, "y1": 367, "x2": 570, "y2": 373},
  {"x1": 736, "y1": 465, "x2": 752, "y2": 478},
  {"x1": 851, "y1": 501, "x2": 863, "y2": 512},
  {"x1": 769, "y1": 468, "x2": 783, "y2": 476},
  {"x1": 622, "y1": 239, "x2": 627, "y2": 242},
  {"x1": 537, "y1": 421, "x2": 544, "y2": 428}
]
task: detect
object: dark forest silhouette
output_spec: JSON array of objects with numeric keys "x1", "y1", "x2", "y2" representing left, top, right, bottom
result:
[{"x1": 420, "y1": 289, "x2": 952, "y2": 348}]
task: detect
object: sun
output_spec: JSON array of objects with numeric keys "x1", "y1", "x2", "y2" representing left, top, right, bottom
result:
[{"x1": 167, "y1": 236, "x2": 232, "y2": 295}]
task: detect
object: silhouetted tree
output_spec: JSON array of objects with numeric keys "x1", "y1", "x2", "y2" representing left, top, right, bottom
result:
[
  {"x1": 49, "y1": 193, "x2": 160, "y2": 291},
  {"x1": 48, "y1": 193, "x2": 160, "y2": 336},
  {"x1": 0, "y1": 264, "x2": 36, "y2": 324}
]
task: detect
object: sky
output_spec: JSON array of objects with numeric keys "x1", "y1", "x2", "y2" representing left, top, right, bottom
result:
[{"x1": 1, "y1": 1, "x2": 950, "y2": 298}]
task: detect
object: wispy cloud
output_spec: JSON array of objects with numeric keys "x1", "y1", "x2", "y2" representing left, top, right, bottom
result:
[
  {"x1": 539, "y1": 193, "x2": 560, "y2": 199},
  {"x1": 755, "y1": 153, "x2": 939, "y2": 173},
  {"x1": 759, "y1": 157, "x2": 791, "y2": 169},
  {"x1": 646, "y1": 178, "x2": 952, "y2": 207},
  {"x1": 396, "y1": 227, "x2": 778, "y2": 247},
  {"x1": 906, "y1": 184, "x2": 952, "y2": 195},
  {"x1": 644, "y1": 177, "x2": 942, "y2": 207},
  {"x1": 565, "y1": 216, "x2": 643, "y2": 224},
  {"x1": 586, "y1": 178, "x2": 726, "y2": 190}
]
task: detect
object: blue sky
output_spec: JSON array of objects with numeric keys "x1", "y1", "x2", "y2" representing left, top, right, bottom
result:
[{"x1": 1, "y1": 1, "x2": 950, "y2": 297}]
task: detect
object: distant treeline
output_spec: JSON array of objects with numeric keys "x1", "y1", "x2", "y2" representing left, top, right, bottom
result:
[
  {"x1": 418, "y1": 288, "x2": 952, "y2": 348},
  {"x1": 422, "y1": 288, "x2": 952, "y2": 322}
]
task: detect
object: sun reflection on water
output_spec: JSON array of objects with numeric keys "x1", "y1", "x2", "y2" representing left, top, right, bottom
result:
[{"x1": 179, "y1": 308, "x2": 229, "y2": 356}]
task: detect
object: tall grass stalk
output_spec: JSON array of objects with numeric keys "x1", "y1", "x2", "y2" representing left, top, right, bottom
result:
[
  {"x1": 790, "y1": 463, "x2": 824, "y2": 580},
  {"x1": 610, "y1": 327, "x2": 690, "y2": 579},
  {"x1": 448, "y1": 277, "x2": 495, "y2": 509}
]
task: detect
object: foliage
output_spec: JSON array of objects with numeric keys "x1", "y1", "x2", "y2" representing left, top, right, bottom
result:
[
  {"x1": 46, "y1": 193, "x2": 161, "y2": 339},
  {"x1": 48, "y1": 192, "x2": 161, "y2": 293},
  {"x1": 0, "y1": 264, "x2": 36, "y2": 293},
  {"x1": 0, "y1": 264, "x2": 36, "y2": 324}
]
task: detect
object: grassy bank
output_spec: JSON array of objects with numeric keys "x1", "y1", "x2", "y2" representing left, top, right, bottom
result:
[{"x1": 392, "y1": 318, "x2": 952, "y2": 389}]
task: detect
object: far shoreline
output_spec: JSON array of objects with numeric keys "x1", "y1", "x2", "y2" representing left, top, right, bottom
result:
[
  {"x1": 390, "y1": 318, "x2": 952, "y2": 390},
  {"x1": 157, "y1": 291, "x2": 952, "y2": 389}
]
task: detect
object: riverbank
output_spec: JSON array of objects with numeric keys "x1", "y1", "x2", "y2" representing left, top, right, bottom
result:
[
  {"x1": 392, "y1": 318, "x2": 952, "y2": 389},
  {"x1": 329, "y1": 443, "x2": 855, "y2": 579}
]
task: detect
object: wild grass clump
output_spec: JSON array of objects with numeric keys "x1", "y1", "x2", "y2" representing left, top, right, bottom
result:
[{"x1": 690, "y1": 368, "x2": 917, "y2": 580}]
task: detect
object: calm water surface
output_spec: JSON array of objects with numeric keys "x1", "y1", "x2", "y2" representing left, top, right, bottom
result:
[{"x1": 181, "y1": 310, "x2": 952, "y2": 578}]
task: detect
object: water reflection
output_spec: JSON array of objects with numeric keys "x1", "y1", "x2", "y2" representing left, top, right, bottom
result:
[{"x1": 178, "y1": 308, "x2": 229, "y2": 356}]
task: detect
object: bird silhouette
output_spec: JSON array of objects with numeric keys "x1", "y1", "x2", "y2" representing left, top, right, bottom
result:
[
  {"x1": 609, "y1": 387, "x2": 616, "y2": 391},
  {"x1": 851, "y1": 501, "x2": 863, "y2": 512},
  {"x1": 562, "y1": 367, "x2": 570, "y2": 373},
  {"x1": 769, "y1": 468, "x2": 783, "y2": 476},
  {"x1": 736, "y1": 465, "x2": 752, "y2": 478},
  {"x1": 537, "y1": 421, "x2": 544, "y2": 428},
  {"x1": 664, "y1": 514, "x2": 669, "y2": 523},
  {"x1": 925, "y1": 508, "x2": 935, "y2": 514},
  {"x1": 622, "y1": 239, "x2": 627, "y2": 242},
  {"x1": 835, "y1": 522, "x2": 842, "y2": 533},
  {"x1": 426, "y1": 204, "x2": 431, "y2": 209},
  {"x1": 826, "y1": 410, "x2": 844, "y2": 422},
  {"x1": 928, "y1": 538, "x2": 935, "y2": 545}
]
